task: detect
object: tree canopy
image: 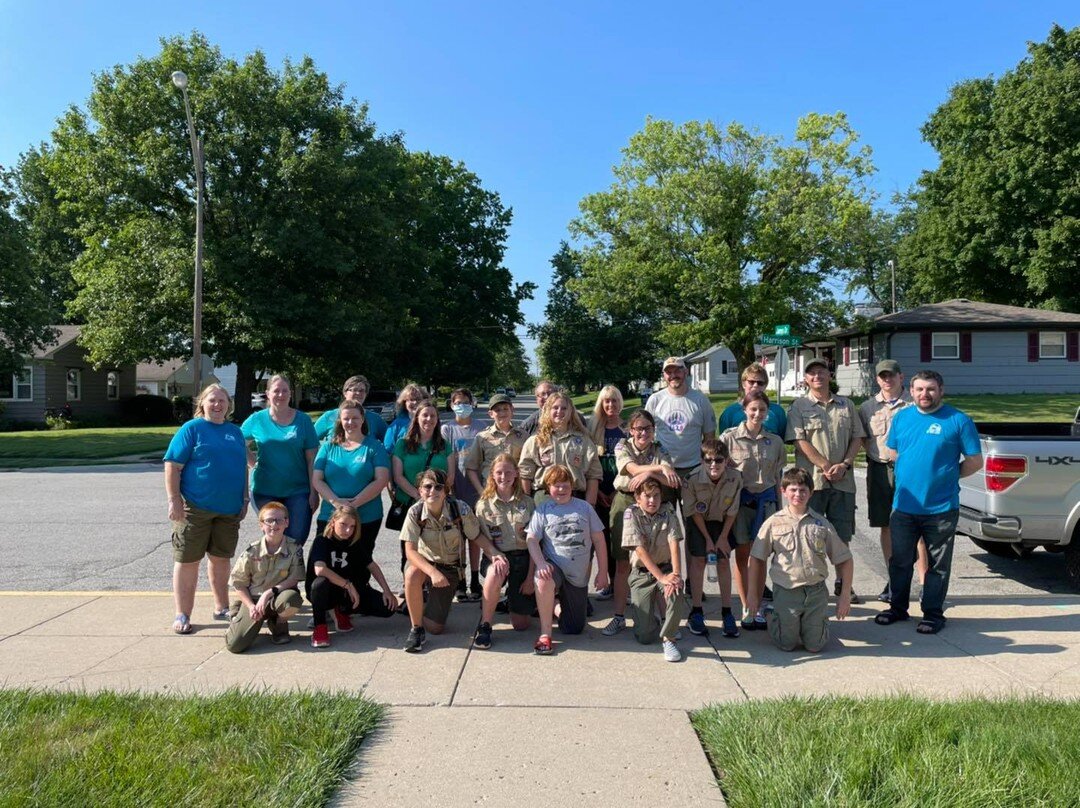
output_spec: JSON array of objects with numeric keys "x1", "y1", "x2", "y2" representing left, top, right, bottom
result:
[
  {"x1": 569, "y1": 114, "x2": 872, "y2": 368},
  {"x1": 900, "y1": 24, "x2": 1080, "y2": 312}
]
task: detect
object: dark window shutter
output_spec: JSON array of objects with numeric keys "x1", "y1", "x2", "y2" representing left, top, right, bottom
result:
[
  {"x1": 868, "y1": 337, "x2": 875, "y2": 364},
  {"x1": 1028, "y1": 331, "x2": 1039, "y2": 362},
  {"x1": 843, "y1": 340, "x2": 850, "y2": 366},
  {"x1": 960, "y1": 332, "x2": 972, "y2": 363},
  {"x1": 1068, "y1": 331, "x2": 1079, "y2": 362},
  {"x1": 920, "y1": 331, "x2": 931, "y2": 363}
]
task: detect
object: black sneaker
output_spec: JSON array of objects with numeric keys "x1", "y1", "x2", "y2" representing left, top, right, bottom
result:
[
  {"x1": 586, "y1": 598, "x2": 595, "y2": 617},
  {"x1": 474, "y1": 622, "x2": 493, "y2": 649},
  {"x1": 404, "y1": 626, "x2": 425, "y2": 653},
  {"x1": 454, "y1": 581, "x2": 469, "y2": 604},
  {"x1": 495, "y1": 598, "x2": 510, "y2": 614},
  {"x1": 761, "y1": 585, "x2": 774, "y2": 601},
  {"x1": 468, "y1": 582, "x2": 483, "y2": 602}
]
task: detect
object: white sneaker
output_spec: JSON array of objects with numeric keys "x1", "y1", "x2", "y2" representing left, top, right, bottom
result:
[
  {"x1": 662, "y1": 639, "x2": 682, "y2": 662},
  {"x1": 594, "y1": 586, "x2": 614, "y2": 601},
  {"x1": 601, "y1": 615, "x2": 626, "y2": 636}
]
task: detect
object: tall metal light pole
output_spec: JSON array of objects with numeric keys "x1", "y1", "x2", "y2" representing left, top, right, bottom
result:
[
  {"x1": 171, "y1": 70, "x2": 204, "y2": 393},
  {"x1": 887, "y1": 259, "x2": 896, "y2": 313}
]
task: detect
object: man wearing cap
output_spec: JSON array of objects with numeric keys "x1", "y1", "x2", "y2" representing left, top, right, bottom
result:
[
  {"x1": 857, "y1": 360, "x2": 914, "y2": 603},
  {"x1": 520, "y1": 380, "x2": 557, "y2": 438},
  {"x1": 786, "y1": 358, "x2": 866, "y2": 603}
]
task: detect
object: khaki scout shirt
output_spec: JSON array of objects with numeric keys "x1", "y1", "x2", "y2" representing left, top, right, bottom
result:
[
  {"x1": 464, "y1": 423, "x2": 526, "y2": 482},
  {"x1": 612, "y1": 439, "x2": 674, "y2": 494},
  {"x1": 621, "y1": 502, "x2": 683, "y2": 569},
  {"x1": 681, "y1": 465, "x2": 743, "y2": 522},
  {"x1": 750, "y1": 506, "x2": 852, "y2": 589},
  {"x1": 518, "y1": 429, "x2": 602, "y2": 492},
  {"x1": 229, "y1": 536, "x2": 304, "y2": 597},
  {"x1": 401, "y1": 499, "x2": 482, "y2": 566},
  {"x1": 858, "y1": 392, "x2": 913, "y2": 463},
  {"x1": 786, "y1": 393, "x2": 865, "y2": 493},
  {"x1": 720, "y1": 423, "x2": 785, "y2": 494},
  {"x1": 475, "y1": 493, "x2": 535, "y2": 553}
]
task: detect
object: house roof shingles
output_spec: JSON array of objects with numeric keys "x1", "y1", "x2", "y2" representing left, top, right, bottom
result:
[{"x1": 831, "y1": 299, "x2": 1080, "y2": 338}]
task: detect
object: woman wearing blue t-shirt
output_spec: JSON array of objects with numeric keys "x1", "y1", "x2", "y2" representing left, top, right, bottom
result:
[
  {"x1": 241, "y1": 374, "x2": 319, "y2": 546},
  {"x1": 163, "y1": 383, "x2": 248, "y2": 634},
  {"x1": 312, "y1": 400, "x2": 391, "y2": 557},
  {"x1": 383, "y1": 384, "x2": 426, "y2": 453}
]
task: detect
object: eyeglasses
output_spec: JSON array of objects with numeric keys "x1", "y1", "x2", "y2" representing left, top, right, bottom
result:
[
  {"x1": 629, "y1": 426, "x2": 654, "y2": 434},
  {"x1": 702, "y1": 457, "x2": 726, "y2": 465},
  {"x1": 420, "y1": 483, "x2": 445, "y2": 492},
  {"x1": 345, "y1": 386, "x2": 367, "y2": 393},
  {"x1": 745, "y1": 379, "x2": 767, "y2": 386},
  {"x1": 261, "y1": 517, "x2": 287, "y2": 525}
]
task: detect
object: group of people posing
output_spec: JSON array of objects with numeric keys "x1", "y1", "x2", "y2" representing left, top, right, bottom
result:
[{"x1": 162, "y1": 354, "x2": 982, "y2": 658}]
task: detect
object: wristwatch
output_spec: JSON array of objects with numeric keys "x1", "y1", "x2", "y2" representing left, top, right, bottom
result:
[{"x1": 271, "y1": 586, "x2": 280, "y2": 598}]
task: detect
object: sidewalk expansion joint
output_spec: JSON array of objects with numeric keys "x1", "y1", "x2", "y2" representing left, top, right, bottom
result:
[
  {"x1": 447, "y1": 640, "x2": 474, "y2": 706},
  {"x1": 0, "y1": 595, "x2": 102, "y2": 643}
]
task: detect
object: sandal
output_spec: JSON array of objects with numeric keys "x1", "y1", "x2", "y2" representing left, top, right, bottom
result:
[
  {"x1": 212, "y1": 607, "x2": 231, "y2": 621},
  {"x1": 534, "y1": 634, "x2": 554, "y2": 655},
  {"x1": 916, "y1": 616, "x2": 946, "y2": 634},
  {"x1": 874, "y1": 609, "x2": 909, "y2": 626},
  {"x1": 173, "y1": 614, "x2": 192, "y2": 634}
]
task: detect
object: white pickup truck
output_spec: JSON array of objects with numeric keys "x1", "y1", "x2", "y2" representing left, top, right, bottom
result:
[{"x1": 957, "y1": 406, "x2": 1080, "y2": 588}]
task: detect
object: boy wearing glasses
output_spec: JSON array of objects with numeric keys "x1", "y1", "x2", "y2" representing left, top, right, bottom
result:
[{"x1": 681, "y1": 439, "x2": 743, "y2": 638}]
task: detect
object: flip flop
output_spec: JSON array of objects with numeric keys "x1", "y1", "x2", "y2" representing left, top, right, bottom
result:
[
  {"x1": 173, "y1": 614, "x2": 192, "y2": 634},
  {"x1": 212, "y1": 607, "x2": 230, "y2": 621},
  {"x1": 916, "y1": 616, "x2": 946, "y2": 634},
  {"x1": 874, "y1": 609, "x2": 909, "y2": 626}
]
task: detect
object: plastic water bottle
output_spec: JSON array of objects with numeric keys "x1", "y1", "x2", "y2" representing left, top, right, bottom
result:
[{"x1": 706, "y1": 552, "x2": 718, "y2": 582}]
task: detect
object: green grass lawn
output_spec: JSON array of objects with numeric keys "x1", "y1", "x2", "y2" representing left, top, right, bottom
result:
[
  {"x1": 0, "y1": 689, "x2": 383, "y2": 807},
  {"x1": 0, "y1": 425, "x2": 178, "y2": 464},
  {"x1": 693, "y1": 695, "x2": 1078, "y2": 808}
]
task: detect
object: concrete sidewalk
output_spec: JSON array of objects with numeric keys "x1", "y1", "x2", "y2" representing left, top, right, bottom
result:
[{"x1": 3, "y1": 591, "x2": 1080, "y2": 805}]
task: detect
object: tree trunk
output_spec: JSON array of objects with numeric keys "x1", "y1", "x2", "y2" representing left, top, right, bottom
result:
[{"x1": 233, "y1": 358, "x2": 257, "y2": 421}]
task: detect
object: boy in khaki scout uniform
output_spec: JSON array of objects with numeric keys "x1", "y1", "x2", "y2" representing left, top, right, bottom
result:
[
  {"x1": 225, "y1": 501, "x2": 305, "y2": 652},
  {"x1": 622, "y1": 479, "x2": 690, "y2": 662},
  {"x1": 465, "y1": 394, "x2": 526, "y2": 491},
  {"x1": 857, "y1": 359, "x2": 920, "y2": 603},
  {"x1": 746, "y1": 468, "x2": 853, "y2": 653},
  {"x1": 681, "y1": 439, "x2": 742, "y2": 638},
  {"x1": 786, "y1": 357, "x2": 865, "y2": 603},
  {"x1": 401, "y1": 468, "x2": 482, "y2": 652}
]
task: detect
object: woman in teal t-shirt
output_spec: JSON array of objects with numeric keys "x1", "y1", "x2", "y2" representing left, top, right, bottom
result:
[
  {"x1": 241, "y1": 374, "x2": 319, "y2": 546},
  {"x1": 312, "y1": 400, "x2": 391, "y2": 552}
]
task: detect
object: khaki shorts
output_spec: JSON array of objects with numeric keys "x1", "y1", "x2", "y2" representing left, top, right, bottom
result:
[
  {"x1": 410, "y1": 563, "x2": 461, "y2": 626},
  {"x1": 733, "y1": 500, "x2": 779, "y2": 545},
  {"x1": 172, "y1": 502, "x2": 241, "y2": 563}
]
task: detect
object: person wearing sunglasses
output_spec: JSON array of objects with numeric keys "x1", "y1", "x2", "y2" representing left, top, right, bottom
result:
[
  {"x1": 400, "y1": 468, "x2": 481, "y2": 652},
  {"x1": 717, "y1": 363, "x2": 788, "y2": 437},
  {"x1": 313, "y1": 374, "x2": 387, "y2": 443}
]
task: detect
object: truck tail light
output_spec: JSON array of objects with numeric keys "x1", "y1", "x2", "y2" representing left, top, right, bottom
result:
[{"x1": 985, "y1": 455, "x2": 1027, "y2": 493}]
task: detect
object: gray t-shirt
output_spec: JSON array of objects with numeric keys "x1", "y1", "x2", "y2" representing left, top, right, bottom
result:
[
  {"x1": 645, "y1": 388, "x2": 717, "y2": 469},
  {"x1": 527, "y1": 498, "x2": 604, "y2": 587}
]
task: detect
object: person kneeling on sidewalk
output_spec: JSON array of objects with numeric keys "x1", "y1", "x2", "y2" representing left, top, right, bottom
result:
[
  {"x1": 307, "y1": 506, "x2": 397, "y2": 649},
  {"x1": 746, "y1": 468, "x2": 852, "y2": 653},
  {"x1": 622, "y1": 479, "x2": 689, "y2": 662},
  {"x1": 225, "y1": 501, "x2": 304, "y2": 653}
]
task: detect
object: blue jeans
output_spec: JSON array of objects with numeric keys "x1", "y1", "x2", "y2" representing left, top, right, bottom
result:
[
  {"x1": 252, "y1": 492, "x2": 313, "y2": 547},
  {"x1": 887, "y1": 509, "x2": 959, "y2": 620}
]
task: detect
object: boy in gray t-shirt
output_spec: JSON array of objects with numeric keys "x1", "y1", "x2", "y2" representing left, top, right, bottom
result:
[{"x1": 527, "y1": 465, "x2": 609, "y2": 654}]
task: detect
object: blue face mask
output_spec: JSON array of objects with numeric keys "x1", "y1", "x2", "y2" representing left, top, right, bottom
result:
[{"x1": 452, "y1": 403, "x2": 474, "y2": 418}]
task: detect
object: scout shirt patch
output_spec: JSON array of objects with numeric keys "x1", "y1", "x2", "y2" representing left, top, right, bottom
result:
[
  {"x1": 572, "y1": 455, "x2": 583, "y2": 466},
  {"x1": 695, "y1": 502, "x2": 707, "y2": 513},
  {"x1": 624, "y1": 510, "x2": 634, "y2": 521},
  {"x1": 573, "y1": 435, "x2": 582, "y2": 446}
]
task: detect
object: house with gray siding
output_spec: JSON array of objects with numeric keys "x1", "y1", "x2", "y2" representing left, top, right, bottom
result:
[
  {"x1": 829, "y1": 299, "x2": 1080, "y2": 396},
  {"x1": 683, "y1": 344, "x2": 741, "y2": 394},
  {"x1": 1, "y1": 326, "x2": 136, "y2": 424}
]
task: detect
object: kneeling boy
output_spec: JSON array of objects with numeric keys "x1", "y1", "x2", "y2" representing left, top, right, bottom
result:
[
  {"x1": 623, "y1": 479, "x2": 689, "y2": 661},
  {"x1": 746, "y1": 468, "x2": 852, "y2": 653}
]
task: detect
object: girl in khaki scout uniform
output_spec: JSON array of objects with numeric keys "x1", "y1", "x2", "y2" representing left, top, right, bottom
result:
[
  {"x1": 225, "y1": 501, "x2": 304, "y2": 653},
  {"x1": 518, "y1": 392, "x2": 602, "y2": 506},
  {"x1": 720, "y1": 390, "x2": 786, "y2": 631},
  {"x1": 401, "y1": 468, "x2": 481, "y2": 653},
  {"x1": 681, "y1": 439, "x2": 743, "y2": 639},
  {"x1": 745, "y1": 467, "x2": 852, "y2": 653},
  {"x1": 622, "y1": 479, "x2": 689, "y2": 662},
  {"x1": 603, "y1": 409, "x2": 680, "y2": 636},
  {"x1": 472, "y1": 454, "x2": 537, "y2": 649}
]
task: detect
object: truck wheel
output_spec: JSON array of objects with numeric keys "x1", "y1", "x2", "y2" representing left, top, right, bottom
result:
[{"x1": 970, "y1": 538, "x2": 1035, "y2": 559}]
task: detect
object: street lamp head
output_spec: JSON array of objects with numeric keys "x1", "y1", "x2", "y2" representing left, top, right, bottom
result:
[{"x1": 171, "y1": 71, "x2": 189, "y2": 90}]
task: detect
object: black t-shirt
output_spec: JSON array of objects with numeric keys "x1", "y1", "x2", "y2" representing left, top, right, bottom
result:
[{"x1": 305, "y1": 534, "x2": 373, "y2": 597}]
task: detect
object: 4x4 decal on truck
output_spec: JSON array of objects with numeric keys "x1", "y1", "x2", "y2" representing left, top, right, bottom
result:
[{"x1": 1034, "y1": 456, "x2": 1080, "y2": 466}]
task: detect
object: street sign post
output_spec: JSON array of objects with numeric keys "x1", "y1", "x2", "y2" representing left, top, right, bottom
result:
[{"x1": 759, "y1": 334, "x2": 801, "y2": 347}]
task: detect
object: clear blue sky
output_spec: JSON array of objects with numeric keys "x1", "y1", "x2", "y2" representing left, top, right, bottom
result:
[{"x1": 2, "y1": 2, "x2": 1077, "y2": 369}]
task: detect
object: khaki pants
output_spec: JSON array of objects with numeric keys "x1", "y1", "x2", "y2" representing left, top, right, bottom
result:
[
  {"x1": 225, "y1": 589, "x2": 302, "y2": 653},
  {"x1": 766, "y1": 581, "x2": 829, "y2": 653},
  {"x1": 628, "y1": 564, "x2": 689, "y2": 645}
]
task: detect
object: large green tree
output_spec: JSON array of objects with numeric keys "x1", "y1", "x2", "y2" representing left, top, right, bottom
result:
[
  {"x1": 901, "y1": 24, "x2": 1080, "y2": 312},
  {"x1": 569, "y1": 114, "x2": 873, "y2": 368}
]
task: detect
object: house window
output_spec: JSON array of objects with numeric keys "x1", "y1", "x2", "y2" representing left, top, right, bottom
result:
[
  {"x1": 1040, "y1": 332, "x2": 1066, "y2": 359},
  {"x1": 107, "y1": 371, "x2": 120, "y2": 400},
  {"x1": 721, "y1": 360, "x2": 730, "y2": 375},
  {"x1": 1, "y1": 366, "x2": 33, "y2": 401},
  {"x1": 932, "y1": 332, "x2": 960, "y2": 360},
  {"x1": 852, "y1": 336, "x2": 870, "y2": 364},
  {"x1": 66, "y1": 368, "x2": 82, "y2": 402}
]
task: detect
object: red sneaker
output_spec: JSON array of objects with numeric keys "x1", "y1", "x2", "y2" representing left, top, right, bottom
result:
[
  {"x1": 311, "y1": 624, "x2": 331, "y2": 648},
  {"x1": 333, "y1": 608, "x2": 354, "y2": 632}
]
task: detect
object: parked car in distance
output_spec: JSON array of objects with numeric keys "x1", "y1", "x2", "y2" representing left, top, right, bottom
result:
[
  {"x1": 364, "y1": 389, "x2": 398, "y2": 423},
  {"x1": 957, "y1": 406, "x2": 1080, "y2": 588},
  {"x1": 505, "y1": 387, "x2": 517, "y2": 398},
  {"x1": 251, "y1": 392, "x2": 267, "y2": 410}
]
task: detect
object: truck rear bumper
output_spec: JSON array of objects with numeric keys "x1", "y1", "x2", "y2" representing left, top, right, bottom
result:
[{"x1": 958, "y1": 506, "x2": 1022, "y2": 542}]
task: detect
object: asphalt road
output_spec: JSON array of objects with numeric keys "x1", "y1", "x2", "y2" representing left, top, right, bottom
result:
[{"x1": 1, "y1": 396, "x2": 1073, "y2": 598}]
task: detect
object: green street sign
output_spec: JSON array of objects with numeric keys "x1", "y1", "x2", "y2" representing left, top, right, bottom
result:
[
  {"x1": 775, "y1": 324, "x2": 791, "y2": 336},
  {"x1": 759, "y1": 334, "x2": 802, "y2": 347}
]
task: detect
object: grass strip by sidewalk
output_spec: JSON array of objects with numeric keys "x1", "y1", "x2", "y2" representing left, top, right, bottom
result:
[
  {"x1": 0, "y1": 426, "x2": 178, "y2": 461},
  {"x1": 0, "y1": 688, "x2": 383, "y2": 807},
  {"x1": 692, "y1": 695, "x2": 1076, "y2": 808}
]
